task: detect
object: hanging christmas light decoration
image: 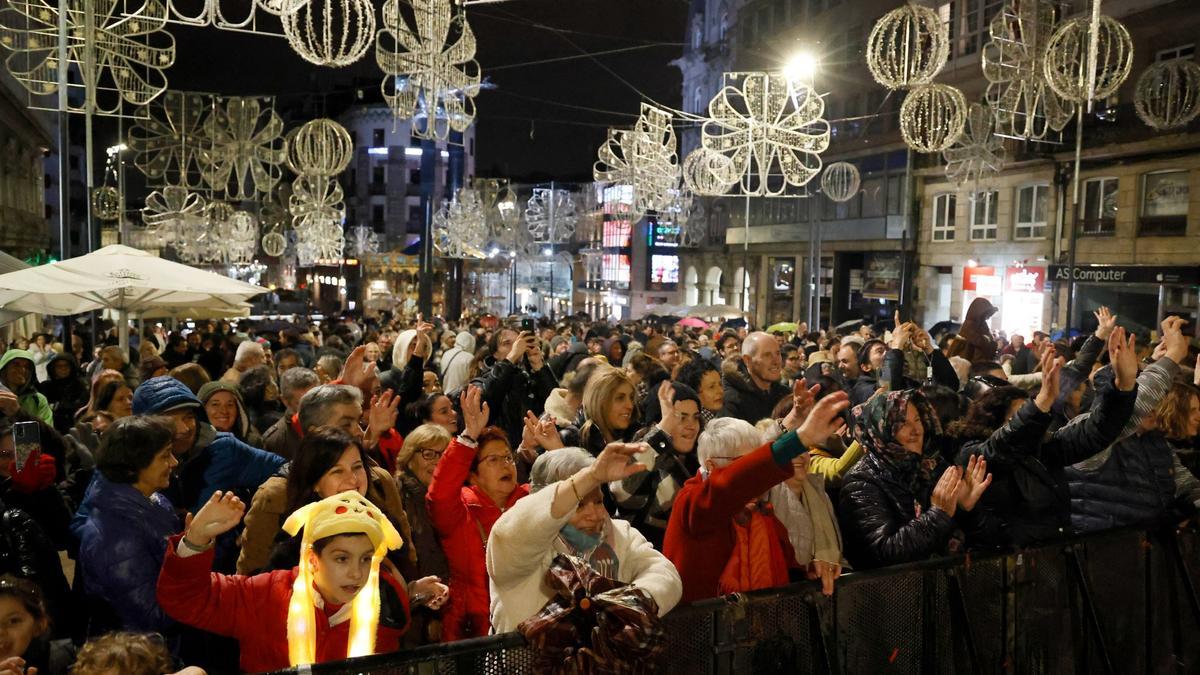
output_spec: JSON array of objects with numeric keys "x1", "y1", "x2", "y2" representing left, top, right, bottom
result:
[
  {"x1": 128, "y1": 91, "x2": 211, "y2": 188},
  {"x1": 261, "y1": 226, "x2": 288, "y2": 257},
  {"x1": 433, "y1": 188, "x2": 487, "y2": 258},
  {"x1": 307, "y1": 219, "x2": 346, "y2": 259},
  {"x1": 820, "y1": 162, "x2": 860, "y2": 203},
  {"x1": 982, "y1": 0, "x2": 1074, "y2": 140},
  {"x1": 681, "y1": 147, "x2": 739, "y2": 196},
  {"x1": 943, "y1": 103, "x2": 1006, "y2": 187},
  {"x1": 525, "y1": 188, "x2": 578, "y2": 243},
  {"x1": 701, "y1": 72, "x2": 830, "y2": 196},
  {"x1": 287, "y1": 118, "x2": 354, "y2": 177},
  {"x1": 224, "y1": 211, "x2": 260, "y2": 264},
  {"x1": 142, "y1": 185, "x2": 207, "y2": 242},
  {"x1": 347, "y1": 225, "x2": 381, "y2": 256},
  {"x1": 289, "y1": 174, "x2": 346, "y2": 229},
  {"x1": 866, "y1": 3, "x2": 949, "y2": 90},
  {"x1": 282, "y1": 0, "x2": 375, "y2": 67},
  {"x1": 900, "y1": 83, "x2": 967, "y2": 153},
  {"x1": 256, "y1": 0, "x2": 308, "y2": 17},
  {"x1": 201, "y1": 96, "x2": 287, "y2": 200},
  {"x1": 0, "y1": 0, "x2": 176, "y2": 113},
  {"x1": 206, "y1": 200, "x2": 234, "y2": 225},
  {"x1": 1043, "y1": 13, "x2": 1133, "y2": 104},
  {"x1": 376, "y1": 0, "x2": 481, "y2": 140},
  {"x1": 594, "y1": 103, "x2": 680, "y2": 215},
  {"x1": 1134, "y1": 58, "x2": 1200, "y2": 130},
  {"x1": 91, "y1": 186, "x2": 121, "y2": 221}
]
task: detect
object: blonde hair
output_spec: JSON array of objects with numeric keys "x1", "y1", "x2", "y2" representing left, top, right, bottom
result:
[
  {"x1": 396, "y1": 423, "x2": 452, "y2": 473},
  {"x1": 1154, "y1": 383, "x2": 1200, "y2": 440},
  {"x1": 581, "y1": 366, "x2": 635, "y2": 445},
  {"x1": 70, "y1": 632, "x2": 173, "y2": 675}
]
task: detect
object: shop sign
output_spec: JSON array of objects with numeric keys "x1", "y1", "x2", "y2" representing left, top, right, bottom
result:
[
  {"x1": 1050, "y1": 265, "x2": 1200, "y2": 285},
  {"x1": 962, "y1": 265, "x2": 997, "y2": 292},
  {"x1": 1006, "y1": 266, "x2": 1045, "y2": 293}
]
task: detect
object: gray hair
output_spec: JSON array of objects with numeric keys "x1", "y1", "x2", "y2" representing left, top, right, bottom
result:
[
  {"x1": 298, "y1": 384, "x2": 362, "y2": 431},
  {"x1": 234, "y1": 340, "x2": 264, "y2": 367},
  {"x1": 280, "y1": 367, "x2": 321, "y2": 403},
  {"x1": 529, "y1": 447, "x2": 594, "y2": 493},
  {"x1": 741, "y1": 331, "x2": 772, "y2": 358},
  {"x1": 698, "y1": 417, "x2": 762, "y2": 469}
]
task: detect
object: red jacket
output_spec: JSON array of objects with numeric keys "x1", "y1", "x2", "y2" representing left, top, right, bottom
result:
[
  {"x1": 156, "y1": 534, "x2": 410, "y2": 673},
  {"x1": 426, "y1": 438, "x2": 529, "y2": 641},
  {"x1": 663, "y1": 442, "x2": 795, "y2": 604},
  {"x1": 376, "y1": 428, "x2": 405, "y2": 475}
]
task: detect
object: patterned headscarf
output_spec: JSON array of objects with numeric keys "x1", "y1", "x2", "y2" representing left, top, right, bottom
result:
[{"x1": 852, "y1": 389, "x2": 942, "y2": 494}]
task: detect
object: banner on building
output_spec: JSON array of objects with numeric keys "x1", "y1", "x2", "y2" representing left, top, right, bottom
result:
[{"x1": 862, "y1": 252, "x2": 901, "y2": 301}]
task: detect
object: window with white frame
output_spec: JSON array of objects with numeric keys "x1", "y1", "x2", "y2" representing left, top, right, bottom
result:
[
  {"x1": 970, "y1": 190, "x2": 998, "y2": 240},
  {"x1": 932, "y1": 193, "x2": 956, "y2": 241},
  {"x1": 1139, "y1": 170, "x2": 1189, "y2": 236},
  {"x1": 1014, "y1": 184, "x2": 1048, "y2": 239},
  {"x1": 1157, "y1": 44, "x2": 1195, "y2": 62},
  {"x1": 1079, "y1": 177, "x2": 1118, "y2": 235}
]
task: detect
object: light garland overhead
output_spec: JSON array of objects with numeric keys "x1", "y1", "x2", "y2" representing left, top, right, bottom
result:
[
  {"x1": 594, "y1": 103, "x2": 679, "y2": 216},
  {"x1": 866, "y1": 3, "x2": 948, "y2": 90},
  {"x1": 900, "y1": 83, "x2": 966, "y2": 153},
  {"x1": 1134, "y1": 58, "x2": 1200, "y2": 130},
  {"x1": 525, "y1": 187, "x2": 577, "y2": 244},
  {"x1": 128, "y1": 91, "x2": 211, "y2": 188},
  {"x1": 820, "y1": 162, "x2": 860, "y2": 203},
  {"x1": 287, "y1": 118, "x2": 354, "y2": 177},
  {"x1": 141, "y1": 185, "x2": 207, "y2": 246},
  {"x1": 433, "y1": 188, "x2": 488, "y2": 258},
  {"x1": 681, "y1": 147, "x2": 739, "y2": 196},
  {"x1": 0, "y1": 0, "x2": 176, "y2": 113},
  {"x1": 376, "y1": 0, "x2": 480, "y2": 140},
  {"x1": 201, "y1": 96, "x2": 287, "y2": 200},
  {"x1": 282, "y1": 0, "x2": 375, "y2": 67},
  {"x1": 943, "y1": 103, "x2": 1005, "y2": 187},
  {"x1": 701, "y1": 72, "x2": 830, "y2": 196},
  {"x1": 1043, "y1": 13, "x2": 1133, "y2": 104},
  {"x1": 982, "y1": 0, "x2": 1074, "y2": 141}
]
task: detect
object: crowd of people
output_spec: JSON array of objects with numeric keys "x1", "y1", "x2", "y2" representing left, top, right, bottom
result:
[{"x1": 1, "y1": 298, "x2": 1198, "y2": 673}]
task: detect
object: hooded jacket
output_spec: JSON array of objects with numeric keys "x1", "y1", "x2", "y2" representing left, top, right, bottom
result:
[
  {"x1": 0, "y1": 350, "x2": 53, "y2": 425},
  {"x1": 37, "y1": 353, "x2": 89, "y2": 434},
  {"x1": 721, "y1": 361, "x2": 790, "y2": 424},
  {"x1": 439, "y1": 331, "x2": 476, "y2": 394},
  {"x1": 197, "y1": 380, "x2": 263, "y2": 448},
  {"x1": 379, "y1": 330, "x2": 428, "y2": 404},
  {"x1": 959, "y1": 298, "x2": 999, "y2": 363},
  {"x1": 472, "y1": 356, "x2": 558, "y2": 446}
]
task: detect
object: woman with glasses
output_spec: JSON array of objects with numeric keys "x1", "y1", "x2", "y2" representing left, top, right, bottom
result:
[
  {"x1": 426, "y1": 385, "x2": 529, "y2": 642},
  {"x1": 393, "y1": 424, "x2": 453, "y2": 645}
]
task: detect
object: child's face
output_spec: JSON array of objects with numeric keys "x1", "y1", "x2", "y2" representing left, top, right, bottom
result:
[
  {"x1": 0, "y1": 596, "x2": 44, "y2": 660},
  {"x1": 311, "y1": 534, "x2": 376, "y2": 606}
]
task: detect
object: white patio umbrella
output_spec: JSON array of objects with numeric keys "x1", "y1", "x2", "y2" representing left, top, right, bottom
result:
[{"x1": 0, "y1": 245, "x2": 266, "y2": 352}]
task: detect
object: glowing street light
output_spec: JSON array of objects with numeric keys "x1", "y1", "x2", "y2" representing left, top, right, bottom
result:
[{"x1": 783, "y1": 50, "x2": 819, "y2": 84}]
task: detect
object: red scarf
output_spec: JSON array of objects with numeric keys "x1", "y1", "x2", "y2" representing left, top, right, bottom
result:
[{"x1": 718, "y1": 502, "x2": 791, "y2": 595}]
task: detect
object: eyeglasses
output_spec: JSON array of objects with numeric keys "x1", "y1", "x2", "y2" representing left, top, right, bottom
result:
[
  {"x1": 419, "y1": 448, "x2": 444, "y2": 462},
  {"x1": 478, "y1": 454, "x2": 517, "y2": 466}
]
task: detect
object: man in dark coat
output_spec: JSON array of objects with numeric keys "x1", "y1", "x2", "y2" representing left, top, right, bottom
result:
[
  {"x1": 722, "y1": 332, "x2": 790, "y2": 424},
  {"x1": 472, "y1": 328, "x2": 557, "y2": 445},
  {"x1": 37, "y1": 353, "x2": 89, "y2": 434}
]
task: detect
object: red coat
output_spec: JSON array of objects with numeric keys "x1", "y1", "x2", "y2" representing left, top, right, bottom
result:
[
  {"x1": 426, "y1": 438, "x2": 529, "y2": 641},
  {"x1": 663, "y1": 442, "x2": 796, "y2": 604},
  {"x1": 156, "y1": 535, "x2": 410, "y2": 673}
]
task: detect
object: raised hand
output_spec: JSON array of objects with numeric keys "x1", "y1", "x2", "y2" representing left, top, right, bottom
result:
[
  {"x1": 0, "y1": 390, "x2": 18, "y2": 417},
  {"x1": 1160, "y1": 316, "x2": 1190, "y2": 364},
  {"x1": 459, "y1": 385, "x2": 490, "y2": 440},
  {"x1": 956, "y1": 455, "x2": 992, "y2": 512},
  {"x1": 796, "y1": 391, "x2": 850, "y2": 449},
  {"x1": 365, "y1": 389, "x2": 401, "y2": 446},
  {"x1": 535, "y1": 417, "x2": 563, "y2": 450},
  {"x1": 782, "y1": 378, "x2": 820, "y2": 432},
  {"x1": 185, "y1": 491, "x2": 246, "y2": 548},
  {"x1": 657, "y1": 380, "x2": 680, "y2": 437},
  {"x1": 506, "y1": 331, "x2": 532, "y2": 364},
  {"x1": 337, "y1": 346, "x2": 378, "y2": 396},
  {"x1": 889, "y1": 321, "x2": 913, "y2": 350},
  {"x1": 930, "y1": 466, "x2": 961, "y2": 517},
  {"x1": 1034, "y1": 349, "x2": 1062, "y2": 412},
  {"x1": 1093, "y1": 306, "x2": 1117, "y2": 340},
  {"x1": 1108, "y1": 327, "x2": 1138, "y2": 392},
  {"x1": 526, "y1": 338, "x2": 545, "y2": 371},
  {"x1": 589, "y1": 442, "x2": 649, "y2": 483}
]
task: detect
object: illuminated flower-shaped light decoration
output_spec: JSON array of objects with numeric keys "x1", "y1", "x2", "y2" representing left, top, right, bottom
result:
[
  {"x1": 594, "y1": 104, "x2": 679, "y2": 217},
  {"x1": 982, "y1": 0, "x2": 1074, "y2": 140},
  {"x1": 525, "y1": 188, "x2": 577, "y2": 244},
  {"x1": 201, "y1": 96, "x2": 287, "y2": 200},
  {"x1": 128, "y1": 91, "x2": 211, "y2": 188},
  {"x1": 701, "y1": 73, "x2": 830, "y2": 196},
  {"x1": 0, "y1": 0, "x2": 176, "y2": 114},
  {"x1": 433, "y1": 188, "x2": 487, "y2": 258},
  {"x1": 376, "y1": 0, "x2": 481, "y2": 140},
  {"x1": 141, "y1": 185, "x2": 207, "y2": 245},
  {"x1": 943, "y1": 103, "x2": 1005, "y2": 187},
  {"x1": 289, "y1": 174, "x2": 346, "y2": 230},
  {"x1": 348, "y1": 225, "x2": 381, "y2": 256}
]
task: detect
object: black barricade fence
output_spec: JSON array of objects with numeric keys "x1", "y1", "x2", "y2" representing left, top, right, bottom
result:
[{"x1": 265, "y1": 527, "x2": 1200, "y2": 675}]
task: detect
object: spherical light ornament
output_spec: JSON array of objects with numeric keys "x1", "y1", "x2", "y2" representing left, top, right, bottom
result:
[
  {"x1": 206, "y1": 200, "x2": 234, "y2": 224},
  {"x1": 262, "y1": 229, "x2": 287, "y2": 257},
  {"x1": 1043, "y1": 15, "x2": 1133, "y2": 104},
  {"x1": 820, "y1": 162, "x2": 860, "y2": 203},
  {"x1": 682, "y1": 147, "x2": 738, "y2": 196},
  {"x1": 91, "y1": 186, "x2": 121, "y2": 221},
  {"x1": 282, "y1": 0, "x2": 375, "y2": 67},
  {"x1": 900, "y1": 84, "x2": 967, "y2": 153},
  {"x1": 866, "y1": 3, "x2": 949, "y2": 90},
  {"x1": 286, "y1": 119, "x2": 354, "y2": 177},
  {"x1": 1135, "y1": 58, "x2": 1200, "y2": 130}
]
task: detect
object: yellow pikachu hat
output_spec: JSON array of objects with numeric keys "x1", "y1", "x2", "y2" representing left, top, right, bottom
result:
[{"x1": 281, "y1": 490, "x2": 403, "y2": 667}]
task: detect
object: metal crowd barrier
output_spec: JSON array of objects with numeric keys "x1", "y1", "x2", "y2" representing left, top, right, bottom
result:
[{"x1": 267, "y1": 527, "x2": 1200, "y2": 674}]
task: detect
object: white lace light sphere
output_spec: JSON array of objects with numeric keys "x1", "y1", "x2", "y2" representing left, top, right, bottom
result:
[
  {"x1": 900, "y1": 84, "x2": 967, "y2": 153},
  {"x1": 1135, "y1": 58, "x2": 1200, "y2": 130},
  {"x1": 206, "y1": 200, "x2": 234, "y2": 224},
  {"x1": 866, "y1": 3, "x2": 949, "y2": 90},
  {"x1": 91, "y1": 186, "x2": 121, "y2": 221},
  {"x1": 681, "y1": 147, "x2": 738, "y2": 196},
  {"x1": 820, "y1": 162, "x2": 860, "y2": 203},
  {"x1": 282, "y1": 0, "x2": 375, "y2": 67},
  {"x1": 1043, "y1": 15, "x2": 1133, "y2": 104},
  {"x1": 261, "y1": 230, "x2": 287, "y2": 257},
  {"x1": 287, "y1": 119, "x2": 354, "y2": 176}
]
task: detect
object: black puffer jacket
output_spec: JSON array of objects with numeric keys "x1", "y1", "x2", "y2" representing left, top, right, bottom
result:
[
  {"x1": 0, "y1": 497, "x2": 71, "y2": 634},
  {"x1": 721, "y1": 364, "x2": 789, "y2": 424},
  {"x1": 37, "y1": 353, "x2": 89, "y2": 434},
  {"x1": 472, "y1": 357, "x2": 558, "y2": 444}
]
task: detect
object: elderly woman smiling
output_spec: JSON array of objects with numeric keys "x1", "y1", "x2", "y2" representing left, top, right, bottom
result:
[{"x1": 486, "y1": 444, "x2": 682, "y2": 633}]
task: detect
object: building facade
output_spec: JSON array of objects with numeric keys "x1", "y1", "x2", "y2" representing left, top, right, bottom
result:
[{"x1": 0, "y1": 72, "x2": 54, "y2": 259}]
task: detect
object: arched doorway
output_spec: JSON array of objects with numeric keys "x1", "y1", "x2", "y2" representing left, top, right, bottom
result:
[{"x1": 685, "y1": 266, "x2": 699, "y2": 305}]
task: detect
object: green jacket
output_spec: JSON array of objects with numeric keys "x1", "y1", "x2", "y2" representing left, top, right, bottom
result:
[{"x1": 0, "y1": 349, "x2": 53, "y2": 424}]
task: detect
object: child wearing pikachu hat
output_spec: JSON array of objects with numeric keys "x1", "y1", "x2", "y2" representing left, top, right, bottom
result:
[{"x1": 157, "y1": 490, "x2": 448, "y2": 673}]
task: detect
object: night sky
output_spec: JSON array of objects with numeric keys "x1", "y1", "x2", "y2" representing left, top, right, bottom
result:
[{"x1": 136, "y1": 0, "x2": 689, "y2": 182}]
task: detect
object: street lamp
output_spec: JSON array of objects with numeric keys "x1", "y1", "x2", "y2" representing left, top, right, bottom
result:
[{"x1": 783, "y1": 50, "x2": 819, "y2": 85}]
